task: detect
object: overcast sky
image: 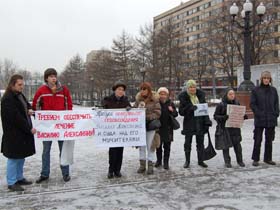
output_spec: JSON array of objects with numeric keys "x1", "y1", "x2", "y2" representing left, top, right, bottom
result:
[{"x1": 0, "y1": 0, "x2": 185, "y2": 73}]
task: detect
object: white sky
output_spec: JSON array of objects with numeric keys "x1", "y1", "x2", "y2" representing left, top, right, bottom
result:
[{"x1": 0, "y1": 0, "x2": 185, "y2": 72}]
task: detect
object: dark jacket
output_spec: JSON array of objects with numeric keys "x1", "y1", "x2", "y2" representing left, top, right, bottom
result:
[
  {"x1": 1, "y1": 91, "x2": 35, "y2": 159},
  {"x1": 214, "y1": 96, "x2": 242, "y2": 148},
  {"x1": 159, "y1": 99, "x2": 178, "y2": 142},
  {"x1": 102, "y1": 94, "x2": 131, "y2": 109},
  {"x1": 250, "y1": 84, "x2": 279, "y2": 127},
  {"x1": 178, "y1": 89, "x2": 212, "y2": 136}
]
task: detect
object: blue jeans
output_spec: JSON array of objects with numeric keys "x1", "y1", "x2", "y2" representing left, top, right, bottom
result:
[
  {"x1": 7, "y1": 158, "x2": 25, "y2": 186},
  {"x1": 41, "y1": 141, "x2": 69, "y2": 177}
]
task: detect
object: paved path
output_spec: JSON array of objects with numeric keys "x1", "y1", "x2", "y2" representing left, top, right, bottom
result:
[{"x1": 0, "y1": 108, "x2": 280, "y2": 210}]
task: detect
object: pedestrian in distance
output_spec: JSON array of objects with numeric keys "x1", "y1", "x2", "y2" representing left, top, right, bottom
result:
[
  {"x1": 250, "y1": 71, "x2": 279, "y2": 167},
  {"x1": 178, "y1": 80, "x2": 212, "y2": 168},
  {"x1": 1, "y1": 74, "x2": 36, "y2": 191},
  {"x1": 214, "y1": 88, "x2": 247, "y2": 168},
  {"x1": 155, "y1": 87, "x2": 178, "y2": 170},
  {"x1": 32, "y1": 68, "x2": 73, "y2": 183},
  {"x1": 102, "y1": 81, "x2": 131, "y2": 179},
  {"x1": 134, "y1": 82, "x2": 161, "y2": 175}
]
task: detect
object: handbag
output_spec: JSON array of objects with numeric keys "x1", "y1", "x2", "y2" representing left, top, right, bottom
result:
[
  {"x1": 170, "y1": 114, "x2": 180, "y2": 130},
  {"x1": 203, "y1": 131, "x2": 217, "y2": 161},
  {"x1": 146, "y1": 119, "x2": 161, "y2": 131},
  {"x1": 215, "y1": 124, "x2": 232, "y2": 150}
]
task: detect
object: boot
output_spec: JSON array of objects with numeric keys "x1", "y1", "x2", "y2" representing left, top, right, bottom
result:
[
  {"x1": 225, "y1": 162, "x2": 232, "y2": 168},
  {"x1": 198, "y1": 161, "x2": 208, "y2": 168},
  {"x1": 147, "y1": 161, "x2": 154, "y2": 175},
  {"x1": 154, "y1": 160, "x2": 162, "y2": 168},
  {"x1": 137, "y1": 160, "x2": 146, "y2": 173},
  {"x1": 184, "y1": 151, "x2": 191, "y2": 168},
  {"x1": 163, "y1": 159, "x2": 169, "y2": 170}
]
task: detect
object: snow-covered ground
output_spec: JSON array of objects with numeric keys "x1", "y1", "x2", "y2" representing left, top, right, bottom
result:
[{"x1": 0, "y1": 107, "x2": 280, "y2": 210}]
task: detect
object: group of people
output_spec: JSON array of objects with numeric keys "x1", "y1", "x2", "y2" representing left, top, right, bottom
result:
[{"x1": 1, "y1": 69, "x2": 278, "y2": 192}]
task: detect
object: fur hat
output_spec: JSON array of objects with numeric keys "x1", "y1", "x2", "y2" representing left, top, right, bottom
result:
[
  {"x1": 112, "y1": 81, "x2": 126, "y2": 91},
  {"x1": 44, "y1": 68, "x2": 57, "y2": 82},
  {"x1": 260, "y1": 71, "x2": 272, "y2": 84},
  {"x1": 157, "y1": 87, "x2": 169, "y2": 95}
]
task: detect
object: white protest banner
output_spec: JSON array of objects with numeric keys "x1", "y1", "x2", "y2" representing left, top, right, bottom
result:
[
  {"x1": 34, "y1": 110, "x2": 95, "y2": 141},
  {"x1": 225, "y1": 104, "x2": 246, "y2": 128},
  {"x1": 194, "y1": 103, "x2": 209, "y2": 117},
  {"x1": 93, "y1": 108, "x2": 146, "y2": 148}
]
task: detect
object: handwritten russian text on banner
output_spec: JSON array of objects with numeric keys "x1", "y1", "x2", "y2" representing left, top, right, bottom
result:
[
  {"x1": 225, "y1": 104, "x2": 246, "y2": 128},
  {"x1": 34, "y1": 110, "x2": 95, "y2": 141},
  {"x1": 93, "y1": 109, "x2": 146, "y2": 148}
]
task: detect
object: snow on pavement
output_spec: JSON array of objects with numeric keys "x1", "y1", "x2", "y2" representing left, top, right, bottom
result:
[{"x1": 0, "y1": 107, "x2": 280, "y2": 210}]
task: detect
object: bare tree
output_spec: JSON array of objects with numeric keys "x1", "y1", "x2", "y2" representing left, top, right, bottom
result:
[{"x1": 0, "y1": 59, "x2": 17, "y2": 89}]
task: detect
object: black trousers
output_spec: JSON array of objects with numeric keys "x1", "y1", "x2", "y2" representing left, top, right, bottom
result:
[
  {"x1": 109, "y1": 147, "x2": 124, "y2": 173},
  {"x1": 223, "y1": 142, "x2": 243, "y2": 164},
  {"x1": 252, "y1": 127, "x2": 275, "y2": 162},
  {"x1": 184, "y1": 135, "x2": 204, "y2": 163},
  {"x1": 156, "y1": 141, "x2": 171, "y2": 164}
]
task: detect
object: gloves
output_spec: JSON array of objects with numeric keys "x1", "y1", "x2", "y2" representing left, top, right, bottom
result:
[
  {"x1": 126, "y1": 106, "x2": 132, "y2": 111},
  {"x1": 244, "y1": 115, "x2": 248, "y2": 120},
  {"x1": 191, "y1": 105, "x2": 197, "y2": 111},
  {"x1": 224, "y1": 115, "x2": 229, "y2": 120}
]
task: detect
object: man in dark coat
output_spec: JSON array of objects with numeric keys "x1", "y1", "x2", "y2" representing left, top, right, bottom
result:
[
  {"x1": 102, "y1": 81, "x2": 131, "y2": 178},
  {"x1": 1, "y1": 74, "x2": 36, "y2": 191},
  {"x1": 250, "y1": 71, "x2": 279, "y2": 166},
  {"x1": 178, "y1": 80, "x2": 212, "y2": 168},
  {"x1": 214, "y1": 88, "x2": 246, "y2": 168},
  {"x1": 155, "y1": 87, "x2": 178, "y2": 170}
]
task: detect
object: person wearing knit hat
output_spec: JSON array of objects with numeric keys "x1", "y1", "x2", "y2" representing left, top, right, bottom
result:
[
  {"x1": 178, "y1": 79, "x2": 212, "y2": 168},
  {"x1": 102, "y1": 81, "x2": 131, "y2": 179},
  {"x1": 155, "y1": 87, "x2": 178, "y2": 170},
  {"x1": 250, "y1": 70, "x2": 279, "y2": 167}
]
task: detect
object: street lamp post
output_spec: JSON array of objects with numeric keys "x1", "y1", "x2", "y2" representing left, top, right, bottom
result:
[
  {"x1": 230, "y1": 0, "x2": 266, "y2": 91},
  {"x1": 140, "y1": 67, "x2": 146, "y2": 83},
  {"x1": 230, "y1": 1, "x2": 266, "y2": 118},
  {"x1": 90, "y1": 77, "x2": 94, "y2": 106}
]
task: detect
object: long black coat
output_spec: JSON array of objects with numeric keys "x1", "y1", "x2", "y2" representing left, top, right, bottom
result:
[
  {"x1": 214, "y1": 99, "x2": 242, "y2": 148},
  {"x1": 178, "y1": 89, "x2": 212, "y2": 136},
  {"x1": 1, "y1": 91, "x2": 35, "y2": 159},
  {"x1": 158, "y1": 99, "x2": 178, "y2": 142},
  {"x1": 102, "y1": 94, "x2": 131, "y2": 109},
  {"x1": 250, "y1": 84, "x2": 279, "y2": 127}
]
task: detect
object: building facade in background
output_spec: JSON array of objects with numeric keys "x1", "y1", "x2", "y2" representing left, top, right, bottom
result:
[{"x1": 154, "y1": 0, "x2": 280, "y2": 99}]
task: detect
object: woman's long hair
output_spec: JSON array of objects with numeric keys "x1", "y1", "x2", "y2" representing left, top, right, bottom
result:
[{"x1": 3, "y1": 74, "x2": 23, "y2": 97}]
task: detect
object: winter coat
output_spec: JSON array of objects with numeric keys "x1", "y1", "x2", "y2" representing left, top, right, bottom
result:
[
  {"x1": 32, "y1": 83, "x2": 73, "y2": 111},
  {"x1": 250, "y1": 84, "x2": 279, "y2": 127},
  {"x1": 214, "y1": 97, "x2": 242, "y2": 149},
  {"x1": 158, "y1": 99, "x2": 178, "y2": 142},
  {"x1": 1, "y1": 91, "x2": 35, "y2": 159},
  {"x1": 134, "y1": 92, "x2": 161, "y2": 122},
  {"x1": 102, "y1": 94, "x2": 131, "y2": 109},
  {"x1": 178, "y1": 89, "x2": 212, "y2": 136}
]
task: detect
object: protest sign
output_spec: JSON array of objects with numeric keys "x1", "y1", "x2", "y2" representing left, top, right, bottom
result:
[
  {"x1": 93, "y1": 108, "x2": 146, "y2": 148},
  {"x1": 194, "y1": 103, "x2": 209, "y2": 117},
  {"x1": 34, "y1": 110, "x2": 95, "y2": 141},
  {"x1": 225, "y1": 104, "x2": 246, "y2": 128}
]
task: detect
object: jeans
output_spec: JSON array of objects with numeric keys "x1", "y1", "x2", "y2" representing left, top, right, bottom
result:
[
  {"x1": 139, "y1": 130, "x2": 156, "y2": 162},
  {"x1": 41, "y1": 141, "x2": 69, "y2": 177},
  {"x1": 7, "y1": 158, "x2": 25, "y2": 186}
]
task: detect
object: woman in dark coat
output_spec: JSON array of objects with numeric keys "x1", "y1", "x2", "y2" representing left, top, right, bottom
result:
[
  {"x1": 102, "y1": 81, "x2": 131, "y2": 178},
  {"x1": 178, "y1": 80, "x2": 212, "y2": 168},
  {"x1": 250, "y1": 71, "x2": 279, "y2": 166},
  {"x1": 1, "y1": 74, "x2": 36, "y2": 191},
  {"x1": 214, "y1": 88, "x2": 246, "y2": 168},
  {"x1": 155, "y1": 87, "x2": 178, "y2": 170}
]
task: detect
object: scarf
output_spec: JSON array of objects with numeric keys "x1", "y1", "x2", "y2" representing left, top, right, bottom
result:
[{"x1": 188, "y1": 93, "x2": 199, "y2": 105}]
